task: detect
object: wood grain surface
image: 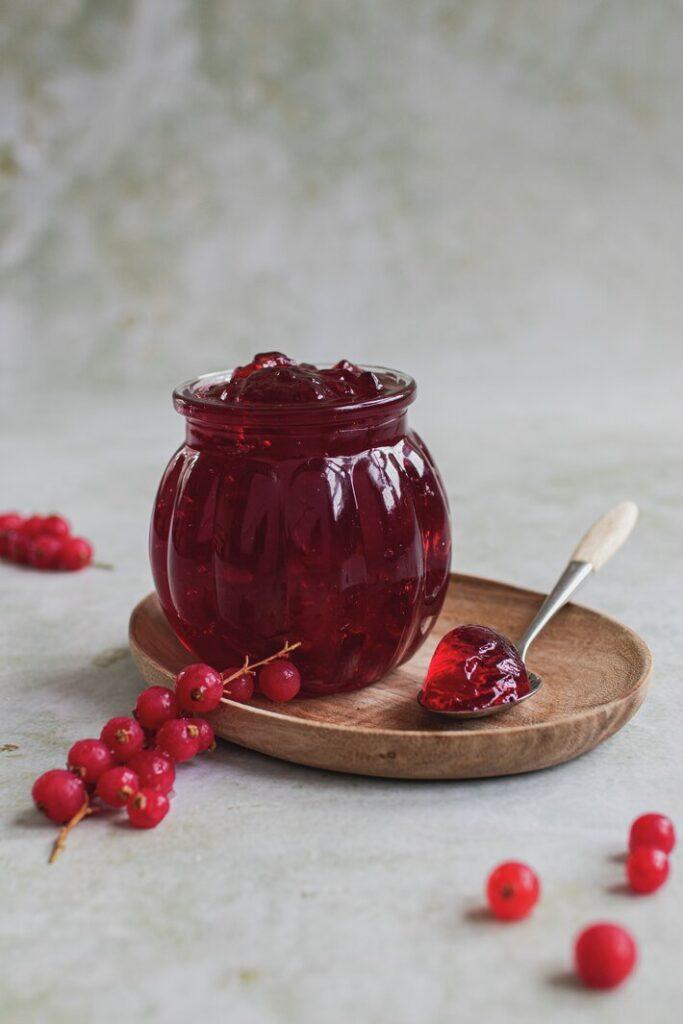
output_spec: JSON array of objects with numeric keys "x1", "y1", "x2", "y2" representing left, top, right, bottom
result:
[{"x1": 128, "y1": 574, "x2": 652, "y2": 780}]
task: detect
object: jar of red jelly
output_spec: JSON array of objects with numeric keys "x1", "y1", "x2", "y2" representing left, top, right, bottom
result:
[{"x1": 150, "y1": 354, "x2": 451, "y2": 695}]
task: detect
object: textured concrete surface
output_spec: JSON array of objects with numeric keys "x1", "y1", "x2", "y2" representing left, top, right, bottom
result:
[{"x1": 2, "y1": 2, "x2": 683, "y2": 1022}]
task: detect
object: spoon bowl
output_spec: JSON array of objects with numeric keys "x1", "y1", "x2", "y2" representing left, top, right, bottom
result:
[
  {"x1": 417, "y1": 502, "x2": 638, "y2": 721},
  {"x1": 418, "y1": 671, "x2": 542, "y2": 720}
]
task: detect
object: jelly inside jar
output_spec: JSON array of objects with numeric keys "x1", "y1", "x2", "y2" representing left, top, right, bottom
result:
[
  {"x1": 419, "y1": 624, "x2": 531, "y2": 712},
  {"x1": 195, "y1": 352, "x2": 402, "y2": 406}
]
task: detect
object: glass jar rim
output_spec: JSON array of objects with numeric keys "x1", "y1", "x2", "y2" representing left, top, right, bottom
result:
[{"x1": 173, "y1": 364, "x2": 417, "y2": 424}]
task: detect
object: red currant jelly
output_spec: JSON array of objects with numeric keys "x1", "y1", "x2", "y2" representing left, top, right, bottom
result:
[
  {"x1": 419, "y1": 624, "x2": 530, "y2": 713},
  {"x1": 151, "y1": 355, "x2": 451, "y2": 694}
]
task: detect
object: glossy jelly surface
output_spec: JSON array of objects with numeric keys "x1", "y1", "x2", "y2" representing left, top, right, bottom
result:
[
  {"x1": 196, "y1": 352, "x2": 405, "y2": 406},
  {"x1": 419, "y1": 624, "x2": 530, "y2": 712},
  {"x1": 151, "y1": 355, "x2": 451, "y2": 695}
]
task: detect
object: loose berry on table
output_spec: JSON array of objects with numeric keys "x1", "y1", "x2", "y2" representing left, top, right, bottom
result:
[
  {"x1": 175, "y1": 663, "x2": 224, "y2": 713},
  {"x1": 191, "y1": 718, "x2": 216, "y2": 752},
  {"x1": 629, "y1": 812, "x2": 676, "y2": 854},
  {"x1": 28, "y1": 534, "x2": 64, "y2": 570},
  {"x1": 258, "y1": 660, "x2": 301, "y2": 702},
  {"x1": 100, "y1": 716, "x2": 145, "y2": 763},
  {"x1": 223, "y1": 667, "x2": 255, "y2": 703},
  {"x1": 32, "y1": 769, "x2": 87, "y2": 823},
  {"x1": 486, "y1": 861, "x2": 540, "y2": 921},
  {"x1": 134, "y1": 685, "x2": 179, "y2": 730},
  {"x1": 67, "y1": 738, "x2": 115, "y2": 786},
  {"x1": 127, "y1": 750, "x2": 176, "y2": 794},
  {"x1": 127, "y1": 788, "x2": 169, "y2": 829},
  {"x1": 156, "y1": 718, "x2": 200, "y2": 762},
  {"x1": 59, "y1": 536, "x2": 94, "y2": 572},
  {"x1": 96, "y1": 766, "x2": 140, "y2": 808},
  {"x1": 626, "y1": 846, "x2": 669, "y2": 894},
  {"x1": 574, "y1": 922, "x2": 637, "y2": 989}
]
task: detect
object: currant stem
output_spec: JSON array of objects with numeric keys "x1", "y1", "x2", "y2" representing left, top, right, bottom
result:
[
  {"x1": 93, "y1": 561, "x2": 114, "y2": 571},
  {"x1": 221, "y1": 641, "x2": 301, "y2": 687},
  {"x1": 49, "y1": 799, "x2": 92, "y2": 864}
]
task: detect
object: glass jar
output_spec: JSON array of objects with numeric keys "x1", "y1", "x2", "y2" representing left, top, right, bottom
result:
[{"x1": 150, "y1": 366, "x2": 451, "y2": 695}]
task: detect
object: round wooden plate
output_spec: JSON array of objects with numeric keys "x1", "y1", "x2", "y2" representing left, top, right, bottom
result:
[{"x1": 128, "y1": 574, "x2": 652, "y2": 780}]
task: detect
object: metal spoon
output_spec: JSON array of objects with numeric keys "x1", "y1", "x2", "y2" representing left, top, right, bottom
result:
[{"x1": 418, "y1": 501, "x2": 639, "y2": 720}]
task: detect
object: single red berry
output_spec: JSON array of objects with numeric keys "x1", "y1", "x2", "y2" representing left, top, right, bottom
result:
[
  {"x1": 127, "y1": 788, "x2": 169, "y2": 829},
  {"x1": 192, "y1": 717, "x2": 216, "y2": 752},
  {"x1": 101, "y1": 715, "x2": 145, "y2": 763},
  {"x1": 626, "y1": 846, "x2": 669, "y2": 894},
  {"x1": 0, "y1": 512, "x2": 24, "y2": 534},
  {"x1": 134, "y1": 685, "x2": 180, "y2": 730},
  {"x1": 486, "y1": 861, "x2": 540, "y2": 921},
  {"x1": 41, "y1": 514, "x2": 71, "y2": 538},
  {"x1": 574, "y1": 922, "x2": 637, "y2": 989},
  {"x1": 27, "y1": 534, "x2": 64, "y2": 570},
  {"x1": 59, "y1": 536, "x2": 94, "y2": 571},
  {"x1": 156, "y1": 718, "x2": 200, "y2": 762},
  {"x1": 21, "y1": 515, "x2": 47, "y2": 540},
  {"x1": 32, "y1": 768, "x2": 87, "y2": 823},
  {"x1": 127, "y1": 750, "x2": 176, "y2": 794},
  {"x1": 629, "y1": 813, "x2": 676, "y2": 854},
  {"x1": 5, "y1": 528, "x2": 29, "y2": 563},
  {"x1": 175, "y1": 663, "x2": 224, "y2": 713},
  {"x1": 96, "y1": 766, "x2": 140, "y2": 808},
  {"x1": 223, "y1": 667, "x2": 255, "y2": 703},
  {"x1": 67, "y1": 738, "x2": 115, "y2": 785},
  {"x1": 258, "y1": 660, "x2": 301, "y2": 702}
]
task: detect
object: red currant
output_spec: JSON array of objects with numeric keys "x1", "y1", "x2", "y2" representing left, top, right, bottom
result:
[
  {"x1": 21, "y1": 515, "x2": 47, "y2": 540},
  {"x1": 96, "y1": 766, "x2": 140, "y2": 808},
  {"x1": 6, "y1": 529, "x2": 29, "y2": 563},
  {"x1": 486, "y1": 861, "x2": 540, "y2": 921},
  {"x1": 574, "y1": 922, "x2": 637, "y2": 989},
  {"x1": 127, "y1": 788, "x2": 169, "y2": 829},
  {"x1": 258, "y1": 660, "x2": 301, "y2": 702},
  {"x1": 192, "y1": 718, "x2": 216, "y2": 752},
  {"x1": 223, "y1": 668, "x2": 255, "y2": 703},
  {"x1": 626, "y1": 846, "x2": 669, "y2": 894},
  {"x1": 67, "y1": 738, "x2": 115, "y2": 785},
  {"x1": 59, "y1": 536, "x2": 94, "y2": 571},
  {"x1": 100, "y1": 716, "x2": 145, "y2": 763},
  {"x1": 28, "y1": 534, "x2": 64, "y2": 570},
  {"x1": 629, "y1": 813, "x2": 676, "y2": 854},
  {"x1": 127, "y1": 750, "x2": 176, "y2": 794},
  {"x1": 0, "y1": 512, "x2": 24, "y2": 535},
  {"x1": 32, "y1": 769, "x2": 87, "y2": 823},
  {"x1": 134, "y1": 685, "x2": 179, "y2": 730},
  {"x1": 156, "y1": 718, "x2": 200, "y2": 762},
  {"x1": 175, "y1": 663, "x2": 223, "y2": 713},
  {"x1": 41, "y1": 514, "x2": 71, "y2": 538}
]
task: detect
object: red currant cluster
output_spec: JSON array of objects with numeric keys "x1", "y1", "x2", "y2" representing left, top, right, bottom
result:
[
  {"x1": 32, "y1": 682, "x2": 218, "y2": 861},
  {"x1": 0, "y1": 511, "x2": 95, "y2": 571},
  {"x1": 31, "y1": 644, "x2": 303, "y2": 860},
  {"x1": 484, "y1": 811, "x2": 676, "y2": 990}
]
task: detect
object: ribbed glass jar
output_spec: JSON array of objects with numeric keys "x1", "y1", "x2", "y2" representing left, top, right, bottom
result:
[{"x1": 150, "y1": 366, "x2": 451, "y2": 695}]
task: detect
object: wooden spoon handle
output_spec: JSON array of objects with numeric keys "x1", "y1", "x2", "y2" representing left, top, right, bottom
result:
[{"x1": 570, "y1": 501, "x2": 639, "y2": 571}]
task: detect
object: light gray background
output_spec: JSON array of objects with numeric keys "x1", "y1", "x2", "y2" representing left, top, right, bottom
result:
[{"x1": 1, "y1": 2, "x2": 682, "y2": 1022}]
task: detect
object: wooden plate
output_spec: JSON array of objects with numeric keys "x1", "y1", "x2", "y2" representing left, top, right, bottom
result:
[{"x1": 128, "y1": 574, "x2": 652, "y2": 780}]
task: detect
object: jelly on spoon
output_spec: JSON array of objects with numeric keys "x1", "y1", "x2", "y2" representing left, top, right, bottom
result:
[{"x1": 418, "y1": 502, "x2": 638, "y2": 719}]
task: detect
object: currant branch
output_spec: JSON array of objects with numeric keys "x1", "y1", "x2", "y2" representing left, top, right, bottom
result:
[
  {"x1": 221, "y1": 640, "x2": 301, "y2": 688},
  {"x1": 49, "y1": 799, "x2": 92, "y2": 864}
]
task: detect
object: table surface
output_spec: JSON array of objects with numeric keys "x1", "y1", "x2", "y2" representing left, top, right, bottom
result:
[
  {"x1": 2, "y1": 377, "x2": 681, "y2": 1024},
  {"x1": 3, "y1": 3, "x2": 683, "y2": 1022}
]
